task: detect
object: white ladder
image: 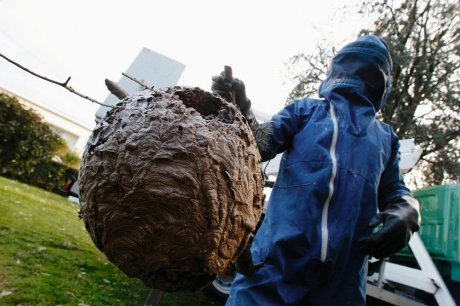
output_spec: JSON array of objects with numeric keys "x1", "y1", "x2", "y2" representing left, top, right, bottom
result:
[{"x1": 367, "y1": 233, "x2": 456, "y2": 306}]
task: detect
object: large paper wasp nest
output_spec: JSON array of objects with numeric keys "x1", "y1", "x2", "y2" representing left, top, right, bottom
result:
[{"x1": 78, "y1": 87, "x2": 264, "y2": 291}]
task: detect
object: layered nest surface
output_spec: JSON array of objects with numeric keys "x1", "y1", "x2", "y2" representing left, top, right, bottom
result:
[{"x1": 79, "y1": 87, "x2": 264, "y2": 291}]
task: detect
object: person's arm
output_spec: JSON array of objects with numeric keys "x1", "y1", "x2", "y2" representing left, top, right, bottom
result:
[
  {"x1": 211, "y1": 74, "x2": 307, "y2": 161},
  {"x1": 359, "y1": 131, "x2": 421, "y2": 259}
]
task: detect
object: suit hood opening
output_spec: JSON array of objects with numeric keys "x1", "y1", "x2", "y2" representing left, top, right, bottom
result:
[{"x1": 318, "y1": 35, "x2": 392, "y2": 136}]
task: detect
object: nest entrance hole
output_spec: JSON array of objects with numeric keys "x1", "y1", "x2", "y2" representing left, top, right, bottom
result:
[{"x1": 176, "y1": 89, "x2": 235, "y2": 123}]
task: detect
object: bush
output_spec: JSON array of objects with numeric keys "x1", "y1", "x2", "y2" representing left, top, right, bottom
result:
[
  {"x1": 0, "y1": 92, "x2": 70, "y2": 191},
  {"x1": 60, "y1": 151, "x2": 81, "y2": 170},
  {"x1": 26, "y1": 160, "x2": 78, "y2": 192}
]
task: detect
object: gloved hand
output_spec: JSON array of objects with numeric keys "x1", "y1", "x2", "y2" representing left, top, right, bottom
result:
[
  {"x1": 234, "y1": 244, "x2": 264, "y2": 277},
  {"x1": 211, "y1": 71, "x2": 258, "y2": 127},
  {"x1": 359, "y1": 195, "x2": 421, "y2": 259},
  {"x1": 211, "y1": 73, "x2": 233, "y2": 102}
]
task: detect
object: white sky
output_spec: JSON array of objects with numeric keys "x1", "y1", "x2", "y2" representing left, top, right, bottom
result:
[{"x1": 0, "y1": 0, "x2": 372, "y2": 128}]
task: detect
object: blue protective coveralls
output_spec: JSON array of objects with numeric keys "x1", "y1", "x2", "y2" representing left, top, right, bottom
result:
[{"x1": 225, "y1": 36, "x2": 413, "y2": 306}]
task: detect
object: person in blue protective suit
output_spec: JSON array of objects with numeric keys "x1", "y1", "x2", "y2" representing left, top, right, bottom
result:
[{"x1": 211, "y1": 35, "x2": 421, "y2": 306}]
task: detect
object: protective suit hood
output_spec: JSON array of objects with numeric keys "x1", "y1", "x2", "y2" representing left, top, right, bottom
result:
[{"x1": 318, "y1": 35, "x2": 393, "y2": 136}]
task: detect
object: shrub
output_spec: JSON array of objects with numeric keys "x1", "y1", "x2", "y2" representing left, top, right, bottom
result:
[
  {"x1": 0, "y1": 92, "x2": 70, "y2": 191},
  {"x1": 60, "y1": 151, "x2": 81, "y2": 170}
]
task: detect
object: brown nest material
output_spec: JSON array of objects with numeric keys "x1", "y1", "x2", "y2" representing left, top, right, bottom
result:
[{"x1": 78, "y1": 87, "x2": 264, "y2": 291}]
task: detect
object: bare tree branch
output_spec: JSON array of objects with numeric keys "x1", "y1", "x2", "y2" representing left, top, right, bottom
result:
[
  {"x1": 383, "y1": 0, "x2": 401, "y2": 36},
  {"x1": 0, "y1": 52, "x2": 116, "y2": 108},
  {"x1": 122, "y1": 73, "x2": 152, "y2": 90}
]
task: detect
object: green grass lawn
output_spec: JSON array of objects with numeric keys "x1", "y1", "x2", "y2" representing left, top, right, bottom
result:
[{"x1": 0, "y1": 176, "x2": 222, "y2": 306}]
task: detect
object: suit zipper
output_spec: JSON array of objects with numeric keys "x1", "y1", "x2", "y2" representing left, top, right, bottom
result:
[{"x1": 321, "y1": 102, "x2": 338, "y2": 262}]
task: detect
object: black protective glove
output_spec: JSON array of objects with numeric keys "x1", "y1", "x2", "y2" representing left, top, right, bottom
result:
[
  {"x1": 211, "y1": 72, "x2": 258, "y2": 128},
  {"x1": 234, "y1": 243, "x2": 264, "y2": 277},
  {"x1": 359, "y1": 195, "x2": 421, "y2": 259}
]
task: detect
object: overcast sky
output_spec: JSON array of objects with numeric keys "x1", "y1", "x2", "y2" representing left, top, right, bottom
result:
[{"x1": 0, "y1": 0, "x2": 372, "y2": 128}]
